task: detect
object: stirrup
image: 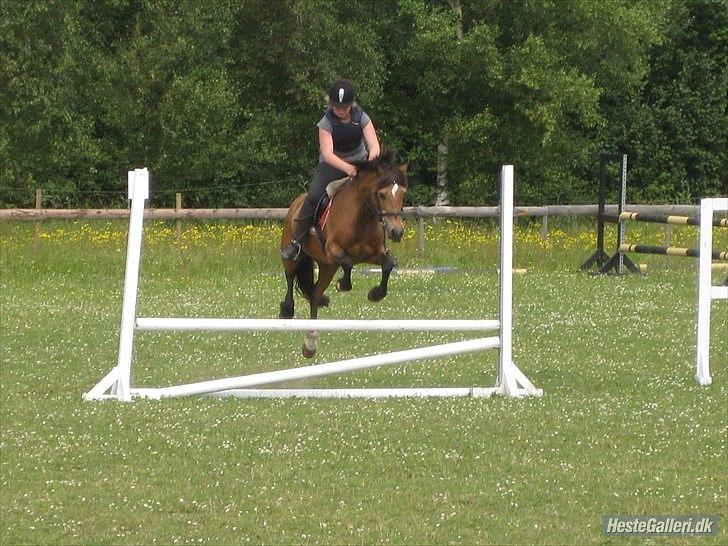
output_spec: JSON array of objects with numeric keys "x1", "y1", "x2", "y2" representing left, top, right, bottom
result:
[{"x1": 281, "y1": 240, "x2": 302, "y2": 261}]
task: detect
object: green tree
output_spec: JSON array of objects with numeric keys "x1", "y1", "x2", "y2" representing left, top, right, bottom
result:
[
  {"x1": 1, "y1": 0, "x2": 111, "y2": 207},
  {"x1": 1, "y1": 0, "x2": 723, "y2": 208},
  {"x1": 622, "y1": 0, "x2": 727, "y2": 202},
  {"x1": 388, "y1": 0, "x2": 663, "y2": 205}
]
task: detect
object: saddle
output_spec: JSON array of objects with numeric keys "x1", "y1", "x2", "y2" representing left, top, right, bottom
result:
[{"x1": 313, "y1": 176, "x2": 351, "y2": 232}]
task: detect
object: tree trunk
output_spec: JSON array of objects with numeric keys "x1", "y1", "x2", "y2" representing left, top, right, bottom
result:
[
  {"x1": 436, "y1": 141, "x2": 449, "y2": 206},
  {"x1": 435, "y1": 0, "x2": 462, "y2": 207}
]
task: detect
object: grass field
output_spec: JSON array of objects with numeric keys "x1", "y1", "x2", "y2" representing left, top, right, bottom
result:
[{"x1": 1, "y1": 218, "x2": 727, "y2": 545}]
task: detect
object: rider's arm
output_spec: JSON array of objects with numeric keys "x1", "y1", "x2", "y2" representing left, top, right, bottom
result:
[
  {"x1": 319, "y1": 128, "x2": 358, "y2": 178},
  {"x1": 362, "y1": 121, "x2": 380, "y2": 161}
]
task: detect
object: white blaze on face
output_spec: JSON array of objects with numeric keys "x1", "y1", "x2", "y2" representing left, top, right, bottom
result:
[
  {"x1": 391, "y1": 182, "x2": 399, "y2": 197},
  {"x1": 338, "y1": 88, "x2": 345, "y2": 103}
]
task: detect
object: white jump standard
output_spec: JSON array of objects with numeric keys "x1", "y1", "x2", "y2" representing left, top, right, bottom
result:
[
  {"x1": 696, "y1": 197, "x2": 728, "y2": 386},
  {"x1": 84, "y1": 166, "x2": 542, "y2": 401}
]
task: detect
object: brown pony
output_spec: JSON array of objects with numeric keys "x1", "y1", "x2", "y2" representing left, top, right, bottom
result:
[{"x1": 279, "y1": 151, "x2": 409, "y2": 357}]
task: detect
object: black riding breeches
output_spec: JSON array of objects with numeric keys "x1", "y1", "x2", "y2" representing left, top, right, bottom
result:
[{"x1": 293, "y1": 162, "x2": 347, "y2": 240}]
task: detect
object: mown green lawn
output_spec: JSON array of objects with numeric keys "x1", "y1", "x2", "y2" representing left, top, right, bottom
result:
[{"x1": 1, "y1": 219, "x2": 726, "y2": 545}]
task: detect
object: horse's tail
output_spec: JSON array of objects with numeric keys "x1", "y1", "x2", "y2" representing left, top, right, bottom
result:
[{"x1": 293, "y1": 254, "x2": 315, "y2": 301}]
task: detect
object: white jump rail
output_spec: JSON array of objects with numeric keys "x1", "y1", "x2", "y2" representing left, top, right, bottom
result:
[
  {"x1": 696, "y1": 197, "x2": 728, "y2": 386},
  {"x1": 84, "y1": 166, "x2": 542, "y2": 401},
  {"x1": 135, "y1": 318, "x2": 500, "y2": 332}
]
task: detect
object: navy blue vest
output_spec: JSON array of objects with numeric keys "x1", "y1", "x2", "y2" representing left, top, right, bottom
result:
[{"x1": 324, "y1": 105, "x2": 364, "y2": 154}]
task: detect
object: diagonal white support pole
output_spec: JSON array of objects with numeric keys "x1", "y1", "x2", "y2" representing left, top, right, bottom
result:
[{"x1": 131, "y1": 337, "x2": 500, "y2": 399}]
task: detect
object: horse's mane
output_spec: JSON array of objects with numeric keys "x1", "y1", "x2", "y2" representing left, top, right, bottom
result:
[
  {"x1": 352, "y1": 149, "x2": 397, "y2": 172},
  {"x1": 352, "y1": 149, "x2": 408, "y2": 188}
]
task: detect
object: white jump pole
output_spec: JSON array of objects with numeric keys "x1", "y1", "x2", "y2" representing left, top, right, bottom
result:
[
  {"x1": 696, "y1": 197, "x2": 728, "y2": 386},
  {"x1": 135, "y1": 318, "x2": 500, "y2": 332}
]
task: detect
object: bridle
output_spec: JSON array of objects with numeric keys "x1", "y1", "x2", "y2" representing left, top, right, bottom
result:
[{"x1": 366, "y1": 174, "x2": 406, "y2": 221}]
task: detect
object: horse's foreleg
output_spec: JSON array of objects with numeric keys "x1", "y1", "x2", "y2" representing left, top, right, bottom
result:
[
  {"x1": 336, "y1": 265, "x2": 353, "y2": 291},
  {"x1": 279, "y1": 268, "x2": 296, "y2": 319},
  {"x1": 368, "y1": 250, "x2": 397, "y2": 302},
  {"x1": 326, "y1": 243, "x2": 353, "y2": 293}
]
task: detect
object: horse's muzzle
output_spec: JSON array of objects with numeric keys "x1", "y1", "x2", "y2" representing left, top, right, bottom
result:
[{"x1": 388, "y1": 227, "x2": 404, "y2": 242}]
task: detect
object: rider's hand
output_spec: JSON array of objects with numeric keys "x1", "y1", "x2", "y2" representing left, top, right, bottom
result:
[
  {"x1": 368, "y1": 146, "x2": 380, "y2": 161},
  {"x1": 345, "y1": 165, "x2": 358, "y2": 179}
]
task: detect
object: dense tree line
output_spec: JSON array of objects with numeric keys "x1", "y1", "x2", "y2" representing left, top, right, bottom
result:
[{"x1": 1, "y1": 0, "x2": 726, "y2": 208}]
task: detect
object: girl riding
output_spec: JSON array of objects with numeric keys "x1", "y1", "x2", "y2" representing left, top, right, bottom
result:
[{"x1": 280, "y1": 79, "x2": 381, "y2": 260}]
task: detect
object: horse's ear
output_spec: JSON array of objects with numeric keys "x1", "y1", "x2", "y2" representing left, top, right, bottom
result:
[{"x1": 397, "y1": 162, "x2": 409, "y2": 174}]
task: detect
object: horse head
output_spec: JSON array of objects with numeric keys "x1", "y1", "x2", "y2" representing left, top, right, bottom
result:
[{"x1": 355, "y1": 151, "x2": 409, "y2": 242}]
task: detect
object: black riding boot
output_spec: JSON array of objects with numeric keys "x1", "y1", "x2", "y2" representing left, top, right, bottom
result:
[
  {"x1": 282, "y1": 161, "x2": 346, "y2": 261},
  {"x1": 281, "y1": 197, "x2": 317, "y2": 261}
]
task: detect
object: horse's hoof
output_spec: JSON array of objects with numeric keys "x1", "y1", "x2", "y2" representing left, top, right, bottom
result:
[
  {"x1": 317, "y1": 295, "x2": 330, "y2": 307},
  {"x1": 302, "y1": 344, "x2": 316, "y2": 359},
  {"x1": 336, "y1": 278, "x2": 352, "y2": 292},
  {"x1": 367, "y1": 286, "x2": 386, "y2": 302},
  {"x1": 279, "y1": 301, "x2": 294, "y2": 319}
]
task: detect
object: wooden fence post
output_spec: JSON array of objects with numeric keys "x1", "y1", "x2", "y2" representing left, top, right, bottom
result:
[
  {"x1": 540, "y1": 213, "x2": 548, "y2": 240},
  {"x1": 417, "y1": 214, "x2": 425, "y2": 257},
  {"x1": 33, "y1": 189, "x2": 42, "y2": 256}
]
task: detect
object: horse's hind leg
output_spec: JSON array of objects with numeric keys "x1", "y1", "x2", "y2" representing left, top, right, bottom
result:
[
  {"x1": 368, "y1": 251, "x2": 397, "y2": 302},
  {"x1": 302, "y1": 331, "x2": 319, "y2": 359},
  {"x1": 279, "y1": 268, "x2": 295, "y2": 319},
  {"x1": 302, "y1": 263, "x2": 338, "y2": 358}
]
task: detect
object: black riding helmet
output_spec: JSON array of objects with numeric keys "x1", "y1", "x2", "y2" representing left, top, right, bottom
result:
[{"x1": 329, "y1": 79, "x2": 355, "y2": 106}]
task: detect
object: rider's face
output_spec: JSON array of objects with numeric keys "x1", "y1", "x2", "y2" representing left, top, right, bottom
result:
[{"x1": 332, "y1": 104, "x2": 352, "y2": 119}]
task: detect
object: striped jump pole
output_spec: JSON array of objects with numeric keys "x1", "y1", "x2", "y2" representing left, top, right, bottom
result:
[
  {"x1": 605, "y1": 212, "x2": 728, "y2": 228},
  {"x1": 618, "y1": 244, "x2": 728, "y2": 261},
  {"x1": 84, "y1": 165, "x2": 541, "y2": 401},
  {"x1": 581, "y1": 153, "x2": 728, "y2": 275}
]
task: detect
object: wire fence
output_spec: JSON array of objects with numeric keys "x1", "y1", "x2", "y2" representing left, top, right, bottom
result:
[{"x1": 0, "y1": 175, "x2": 310, "y2": 209}]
